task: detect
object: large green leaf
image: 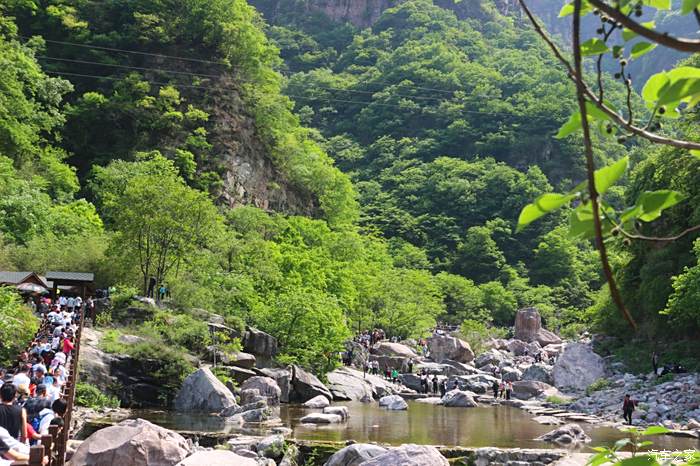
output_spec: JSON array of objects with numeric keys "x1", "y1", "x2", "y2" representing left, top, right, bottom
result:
[
  {"x1": 556, "y1": 112, "x2": 582, "y2": 139},
  {"x1": 580, "y1": 38, "x2": 610, "y2": 56},
  {"x1": 569, "y1": 201, "x2": 615, "y2": 239},
  {"x1": 657, "y1": 67, "x2": 700, "y2": 107},
  {"x1": 681, "y1": 0, "x2": 700, "y2": 14},
  {"x1": 643, "y1": 0, "x2": 671, "y2": 9},
  {"x1": 617, "y1": 456, "x2": 660, "y2": 466},
  {"x1": 691, "y1": 149, "x2": 700, "y2": 158},
  {"x1": 641, "y1": 425, "x2": 671, "y2": 436},
  {"x1": 636, "y1": 190, "x2": 687, "y2": 222},
  {"x1": 630, "y1": 42, "x2": 657, "y2": 59},
  {"x1": 516, "y1": 193, "x2": 576, "y2": 232},
  {"x1": 622, "y1": 21, "x2": 655, "y2": 41},
  {"x1": 642, "y1": 72, "x2": 670, "y2": 103},
  {"x1": 559, "y1": 0, "x2": 592, "y2": 17},
  {"x1": 595, "y1": 157, "x2": 628, "y2": 195}
]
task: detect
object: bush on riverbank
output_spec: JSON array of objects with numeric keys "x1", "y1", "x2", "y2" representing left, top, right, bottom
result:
[{"x1": 76, "y1": 383, "x2": 120, "y2": 409}]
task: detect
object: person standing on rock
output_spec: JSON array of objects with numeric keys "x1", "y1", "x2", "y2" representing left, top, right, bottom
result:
[
  {"x1": 505, "y1": 381, "x2": 513, "y2": 400},
  {"x1": 652, "y1": 351, "x2": 659, "y2": 377},
  {"x1": 391, "y1": 368, "x2": 399, "y2": 384},
  {"x1": 622, "y1": 394, "x2": 636, "y2": 425},
  {"x1": 492, "y1": 380, "x2": 499, "y2": 399},
  {"x1": 498, "y1": 381, "x2": 505, "y2": 399},
  {"x1": 407, "y1": 358, "x2": 414, "y2": 374},
  {"x1": 432, "y1": 375, "x2": 439, "y2": 394}
]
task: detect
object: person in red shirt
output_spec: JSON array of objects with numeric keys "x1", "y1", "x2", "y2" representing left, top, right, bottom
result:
[{"x1": 61, "y1": 337, "x2": 74, "y2": 355}]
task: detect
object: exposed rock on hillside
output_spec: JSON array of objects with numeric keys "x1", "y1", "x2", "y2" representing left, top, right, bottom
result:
[
  {"x1": 173, "y1": 367, "x2": 237, "y2": 413},
  {"x1": 552, "y1": 343, "x2": 605, "y2": 391}
]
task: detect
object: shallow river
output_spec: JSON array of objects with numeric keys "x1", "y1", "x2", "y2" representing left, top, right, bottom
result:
[{"x1": 132, "y1": 402, "x2": 699, "y2": 451}]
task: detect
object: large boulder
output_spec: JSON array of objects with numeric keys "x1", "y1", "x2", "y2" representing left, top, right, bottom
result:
[
  {"x1": 511, "y1": 380, "x2": 557, "y2": 400},
  {"x1": 448, "y1": 373, "x2": 499, "y2": 394},
  {"x1": 325, "y1": 443, "x2": 388, "y2": 466},
  {"x1": 368, "y1": 355, "x2": 408, "y2": 371},
  {"x1": 514, "y1": 307, "x2": 542, "y2": 343},
  {"x1": 552, "y1": 343, "x2": 606, "y2": 391},
  {"x1": 359, "y1": 444, "x2": 449, "y2": 466},
  {"x1": 300, "y1": 412, "x2": 343, "y2": 424},
  {"x1": 290, "y1": 365, "x2": 332, "y2": 402},
  {"x1": 371, "y1": 342, "x2": 418, "y2": 359},
  {"x1": 231, "y1": 352, "x2": 257, "y2": 369},
  {"x1": 441, "y1": 390, "x2": 478, "y2": 408},
  {"x1": 173, "y1": 367, "x2": 237, "y2": 413},
  {"x1": 257, "y1": 434, "x2": 286, "y2": 459},
  {"x1": 243, "y1": 327, "x2": 278, "y2": 360},
  {"x1": 500, "y1": 366, "x2": 522, "y2": 382},
  {"x1": 240, "y1": 377, "x2": 282, "y2": 406},
  {"x1": 535, "y1": 423, "x2": 592, "y2": 446},
  {"x1": 68, "y1": 418, "x2": 191, "y2": 466},
  {"x1": 177, "y1": 450, "x2": 257, "y2": 466},
  {"x1": 506, "y1": 339, "x2": 537, "y2": 356},
  {"x1": 259, "y1": 367, "x2": 291, "y2": 403},
  {"x1": 379, "y1": 395, "x2": 408, "y2": 410},
  {"x1": 522, "y1": 364, "x2": 554, "y2": 385},
  {"x1": 345, "y1": 340, "x2": 370, "y2": 368},
  {"x1": 326, "y1": 367, "x2": 374, "y2": 401},
  {"x1": 323, "y1": 406, "x2": 349, "y2": 421},
  {"x1": 436, "y1": 359, "x2": 479, "y2": 376},
  {"x1": 474, "y1": 349, "x2": 506, "y2": 368},
  {"x1": 536, "y1": 329, "x2": 562, "y2": 347},
  {"x1": 304, "y1": 395, "x2": 331, "y2": 408},
  {"x1": 427, "y1": 334, "x2": 474, "y2": 363}
]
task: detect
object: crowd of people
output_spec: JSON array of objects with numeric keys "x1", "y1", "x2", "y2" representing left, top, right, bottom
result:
[{"x1": 0, "y1": 295, "x2": 81, "y2": 464}]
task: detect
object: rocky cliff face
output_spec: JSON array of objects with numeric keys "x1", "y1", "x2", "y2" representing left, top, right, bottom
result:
[{"x1": 204, "y1": 78, "x2": 317, "y2": 216}]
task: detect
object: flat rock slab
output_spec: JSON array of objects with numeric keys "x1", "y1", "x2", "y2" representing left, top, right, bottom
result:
[
  {"x1": 532, "y1": 415, "x2": 563, "y2": 425},
  {"x1": 300, "y1": 413, "x2": 343, "y2": 424},
  {"x1": 177, "y1": 450, "x2": 258, "y2": 466}
]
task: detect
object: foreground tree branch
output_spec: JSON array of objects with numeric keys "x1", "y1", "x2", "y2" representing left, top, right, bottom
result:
[
  {"x1": 588, "y1": 0, "x2": 700, "y2": 53},
  {"x1": 574, "y1": 0, "x2": 638, "y2": 331},
  {"x1": 517, "y1": 0, "x2": 700, "y2": 152}
]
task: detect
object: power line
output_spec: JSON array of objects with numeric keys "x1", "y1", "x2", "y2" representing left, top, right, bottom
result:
[
  {"x1": 39, "y1": 55, "x2": 222, "y2": 79},
  {"x1": 45, "y1": 69, "x2": 561, "y2": 123},
  {"x1": 23, "y1": 35, "x2": 229, "y2": 67}
]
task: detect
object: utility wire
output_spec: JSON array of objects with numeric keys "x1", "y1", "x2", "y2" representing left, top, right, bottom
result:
[
  {"x1": 39, "y1": 55, "x2": 222, "y2": 79},
  {"x1": 46, "y1": 69, "x2": 561, "y2": 123}
]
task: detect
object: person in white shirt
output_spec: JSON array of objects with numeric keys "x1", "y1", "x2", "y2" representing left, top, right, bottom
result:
[
  {"x1": 0, "y1": 426, "x2": 29, "y2": 461},
  {"x1": 11, "y1": 366, "x2": 30, "y2": 389},
  {"x1": 75, "y1": 296, "x2": 83, "y2": 309},
  {"x1": 58, "y1": 296, "x2": 67, "y2": 309},
  {"x1": 38, "y1": 399, "x2": 66, "y2": 435},
  {"x1": 66, "y1": 297, "x2": 75, "y2": 311}
]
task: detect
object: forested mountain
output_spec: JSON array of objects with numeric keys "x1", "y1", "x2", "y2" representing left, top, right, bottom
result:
[{"x1": 1, "y1": 0, "x2": 698, "y2": 373}]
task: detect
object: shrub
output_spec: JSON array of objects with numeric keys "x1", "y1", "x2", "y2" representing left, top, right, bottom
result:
[
  {"x1": 0, "y1": 287, "x2": 39, "y2": 366},
  {"x1": 75, "y1": 383, "x2": 120, "y2": 409},
  {"x1": 545, "y1": 395, "x2": 568, "y2": 405},
  {"x1": 585, "y1": 378, "x2": 611, "y2": 396},
  {"x1": 458, "y1": 319, "x2": 508, "y2": 356},
  {"x1": 99, "y1": 329, "x2": 128, "y2": 354},
  {"x1": 110, "y1": 285, "x2": 139, "y2": 311}
]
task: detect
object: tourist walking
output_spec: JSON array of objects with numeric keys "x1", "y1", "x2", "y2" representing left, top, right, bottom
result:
[
  {"x1": 498, "y1": 381, "x2": 505, "y2": 399},
  {"x1": 407, "y1": 358, "x2": 414, "y2": 374},
  {"x1": 505, "y1": 381, "x2": 512, "y2": 400},
  {"x1": 492, "y1": 380, "x2": 499, "y2": 399},
  {"x1": 432, "y1": 375, "x2": 439, "y2": 394},
  {"x1": 622, "y1": 394, "x2": 636, "y2": 425},
  {"x1": 0, "y1": 384, "x2": 25, "y2": 442},
  {"x1": 439, "y1": 379, "x2": 447, "y2": 397},
  {"x1": 391, "y1": 368, "x2": 399, "y2": 384}
]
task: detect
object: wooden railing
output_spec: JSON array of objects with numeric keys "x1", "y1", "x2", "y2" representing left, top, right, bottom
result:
[{"x1": 11, "y1": 305, "x2": 85, "y2": 466}]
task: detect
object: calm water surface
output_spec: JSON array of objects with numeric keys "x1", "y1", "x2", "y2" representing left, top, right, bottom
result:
[{"x1": 132, "y1": 401, "x2": 699, "y2": 451}]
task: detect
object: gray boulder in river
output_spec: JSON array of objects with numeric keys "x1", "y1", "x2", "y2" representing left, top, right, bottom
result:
[
  {"x1": 69, "y1": 418, "x2": 191, "y2": 466},
  {"x1": 552, "y1": 342, "x2": 606, "y2": 391},
  {"x1": 324, "y1": 443, "x2": 388, "y2": 466},
  {"x1": 240, "y1": 376, "x2": 282, "y2": 406},
  {"x1": 427, "y1": 334, "x2": 474, "y2": 363},
  {"x1": 536, "y1": 423, "x2": 591, "y2": 446},
  {"x1": 379, "y1": 394, "x2": 408, "y2": 410},
  {"x1": 173, "y1": 367, "x2": 237, "y2": 412},
  {"x1": 177, "y1": 450, "x2": 258, "y2": 466},
  {"x1": 359, "y1": 444, "x2": 449, "y2": 466},
  {"x1": 441, "y1": 389, "x2": 478, "y2": 407}
]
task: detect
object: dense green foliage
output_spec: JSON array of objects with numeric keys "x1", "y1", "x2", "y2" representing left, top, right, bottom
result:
[
  {"x1": 75, "y1": 382, "x2": 120, "y2": 409},
  {"x1": 0, "y1": 286, "x2": 39, "y2": 366}
]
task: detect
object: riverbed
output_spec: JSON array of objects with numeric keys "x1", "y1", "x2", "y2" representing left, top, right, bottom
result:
[{"x1": 128, "y1": 402, "x2": 700, "y2": 451}]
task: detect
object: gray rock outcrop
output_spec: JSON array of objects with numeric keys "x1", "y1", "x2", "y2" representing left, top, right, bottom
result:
[
  {"x1": 243, "y1": 327, "x2": 278, "y2": 360},
  {"x1": 323, "y1": 406, "x2": 349, "y2": 421},
  {"x1": 535, "y1": 423, "x2": 592, "y2": 446},
  {"x1": 427, "y1": 334, "x2": 474, "y2": 363},
  {"x1": 514, "y1": 307, "x2": 542, "y2": 342},
  {"x1": 371, "y1": 341, "x2": 418, "y2": 359},
  {"x1": 359, "y1": 444, "x2": 449, "y2": 466},
  {"x1": 257, "y1": 434, "x2": 286, "y2": 459},
  {"x1": 522, "y1": 364, "x2": 554, "y2": 385},
  {"x1": 326, "y1": 367, "x2": 375, "y2": 401},
  {"x1": 173, "y1": 367, "x2": 237, "y2": 413},
  {"x1": 290, "y1": 365, "x2": 332, "y2": 402},
  {"x1": 240, "y1": 376, "x2": 282, "y2": 406},
  {"x1": 324, "y1": 443, "x2": 388, "y2": 466},
  {"x1": 260, "y1": 367, "x2": 291, "y2": 403},
  {"x1": 552, "y1": 343, "x2": 605, "y2": 391},
  {"x1": 68, "y1": 418, "x2": 191, "y2": 466},
  {"x1": 474, "y1": 349, "x2": 506, "y2": 368},
  {"x1": 231, "y1": 352, "x2": 256, "y2": 369},
  {"x1": 512, "y1": 380, "x2": 557, "y2": 400}
]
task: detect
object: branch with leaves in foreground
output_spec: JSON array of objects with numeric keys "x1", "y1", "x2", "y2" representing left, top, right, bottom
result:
[{"x1": 516, "y1": 0, "x2": 700, "y2": 331}]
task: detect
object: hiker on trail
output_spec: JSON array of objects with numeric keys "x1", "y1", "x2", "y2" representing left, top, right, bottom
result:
[
  {"x1": 11, "y1": 366, "x2": 30, "y2": 390},
  {"x1": 492, "y1": 380, "x2": 499, "y2": 399},
  {"x1": 622, "y1": 394, "x2": 636, "y2": 425},
  {"x1": 498, "y1": 381, "x2": 506, "y2": 399},
  {"x1": 0, "y1": 384, "x2": 26, "y2": 442},
  {"x1": 391, "y1": 368, "x2": 399, "y2": 384},
  {"x1": 24, "y1": 385, "x2": 51, "y2": 423},
  {"x1": 652, "y1": 351, "x2": 659, "y2": 377},
  {"x1": 407, "y1": 358, "x2": 414, "y2": 374},
  {"x1": 420, "y1": 373, "x2": 428, "y2": 394},
  {"x1": 505, "y1": 381, "x2": 513, "y2": 400},
  {"x1": 0, "y1": 425, "x2": 30, "y2": 462},
  {"x1": 439, "y1": 379, "x2": 447, "y2": 397},
  {"x1": 38, "y1": 399, "x2": 67, "y2": 435},
  {"x1": 147, "y1": 276, "x2": 157, "y2": 298},
  {"x1": 432, "y1": 375, "x2": 439, "y2": 394},
  {"x1": 363, "y1": 361, "x2": 369, "y2": 378}
]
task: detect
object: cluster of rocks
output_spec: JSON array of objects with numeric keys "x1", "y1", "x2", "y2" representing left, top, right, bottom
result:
[{"x1": 567, "y1": 371, "x2": 700, "y2": 432}]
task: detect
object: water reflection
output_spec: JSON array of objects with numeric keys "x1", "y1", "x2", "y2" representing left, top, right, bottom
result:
[{"x1": 131, "y1": 402, "x2": 699, "y2": 451}]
